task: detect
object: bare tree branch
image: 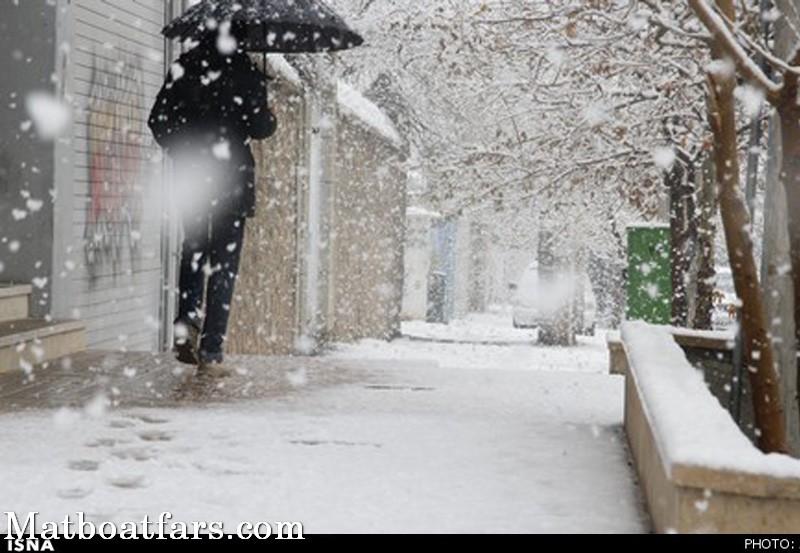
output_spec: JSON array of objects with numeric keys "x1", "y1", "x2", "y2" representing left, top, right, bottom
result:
[{"x1": 689, "y1": 0, "x2": 781, "y2": 100}]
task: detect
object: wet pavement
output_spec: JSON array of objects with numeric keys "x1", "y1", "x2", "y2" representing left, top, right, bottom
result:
[{"x1": 0, "y1": 351, "x2": 370, "y2": 412}]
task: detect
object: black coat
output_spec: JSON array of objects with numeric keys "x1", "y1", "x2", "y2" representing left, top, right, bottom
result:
[{"x1": 148, "y1": 42, "x2": 276, "y2": 218}]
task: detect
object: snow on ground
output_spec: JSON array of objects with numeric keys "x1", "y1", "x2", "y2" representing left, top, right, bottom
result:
[
  {"x1": 0, "y1": 312, "x2": 647, "y2": 534},
  {"x1": 329, "y1": 310, "x2": 609, "y2": 373}
]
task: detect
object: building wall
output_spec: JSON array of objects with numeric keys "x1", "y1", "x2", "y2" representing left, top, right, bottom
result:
[
  {"x1": 230, "y1": 67, "x2": 408, "y2": 352},
  {"x1": 67, "y1": 0, "x2": 167, "y2": 350},
  {"x1": 227, "y1": 67, "x2": 304, "y2": 356},
  {"x1": 401, "y1": 213, "x2": 433, "y2": 320},
  {"x1": 329, "y1": 115, "x2": 406, "y2": 341},
  {"x1": 0, "y1": 0, "x2": 58, "y2": 316}
]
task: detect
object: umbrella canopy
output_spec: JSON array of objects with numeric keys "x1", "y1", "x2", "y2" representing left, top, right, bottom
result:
[{"x1": 162, "y1": 0, "x2": 364, "y2": 53}]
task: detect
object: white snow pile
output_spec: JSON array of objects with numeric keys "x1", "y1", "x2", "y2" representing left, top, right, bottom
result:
[
  {"x1": 621, "y1": 321, "x2": 800, "y2": 479},
  {"x1": 336, "y1": 81, "x2": 402, "y2": 147},
  {"x1": 25, "y1": 91, "x2": 71, "y2": 140}
]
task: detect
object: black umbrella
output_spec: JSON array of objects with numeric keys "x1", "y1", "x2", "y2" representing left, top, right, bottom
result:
[{"x1": 162, "y1": 0, "x2": 364, "y2": 53}]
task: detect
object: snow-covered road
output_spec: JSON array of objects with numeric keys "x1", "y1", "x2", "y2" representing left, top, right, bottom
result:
[{"x1": 0, "y1": 312, "x2": 648, "y2": 534}]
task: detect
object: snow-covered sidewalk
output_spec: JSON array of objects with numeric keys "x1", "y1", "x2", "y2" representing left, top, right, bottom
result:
[{"x1": 0, "y1": 312, "x2": 647, "y2": 534}]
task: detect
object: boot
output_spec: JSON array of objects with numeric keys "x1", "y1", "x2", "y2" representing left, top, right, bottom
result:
[{"x1": 173, "y1": 322, "x2": 200, "y2": 365}]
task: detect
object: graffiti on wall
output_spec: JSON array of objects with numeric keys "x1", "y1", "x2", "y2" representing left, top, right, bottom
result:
[{"x1": 83, "y1": 54, "x2": 145, "y2": 278}]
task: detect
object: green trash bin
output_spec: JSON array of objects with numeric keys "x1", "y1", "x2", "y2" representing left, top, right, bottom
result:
[{"x1": 627, "y1": 224, "x2": 671, "y2": 324}]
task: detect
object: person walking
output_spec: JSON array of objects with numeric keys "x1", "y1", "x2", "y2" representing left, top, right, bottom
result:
[{"x1": 149, "y1": 26, "x2": 276, "y2": 377}]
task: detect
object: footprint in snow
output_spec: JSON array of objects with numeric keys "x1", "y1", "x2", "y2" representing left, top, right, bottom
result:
[
  {"x1": 107, "y1": 419, "x2": 137, "y2": 429},
  {"x1": 85, "y1": 437, "x2": 129, "y2": 448},
  {"x1": 110, "y1": 447, "x2": 156, "y2": 462},
  {"x1": 138, "y1": 430, "x2": 172, "y2": 442},
  {"x1": 68, "y1": 459, "x2": 100, "y2": 472},
  {"x1": 108, "y1": 475, "x2": 146, "y2": 489},
  {"x1": 57, "y1": 487, "x2": 93, "y2": 499},
  {"x1": 131, "y1": 413, "x2": 170, "y2": 425}
]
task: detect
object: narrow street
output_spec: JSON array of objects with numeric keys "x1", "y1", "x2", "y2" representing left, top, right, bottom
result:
[{"x1": 0, "y1": 311, "x2": 647, "y2": 534}]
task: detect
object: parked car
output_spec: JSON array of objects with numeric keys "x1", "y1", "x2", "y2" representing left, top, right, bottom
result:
[{"x1": 511, "y1": 263, "x2": 597, "y2": 335}]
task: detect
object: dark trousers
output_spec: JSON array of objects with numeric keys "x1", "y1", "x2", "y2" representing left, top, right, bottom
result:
[{"x1": 176, "y1": 209, "x2": 246, "y2": 363}]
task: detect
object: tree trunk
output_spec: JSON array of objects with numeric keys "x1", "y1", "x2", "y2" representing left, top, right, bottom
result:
[
  {"x1": 536, "y1": 229, "x2": 576, "y2": 346},
  {"x1": 692, "y1": 154, "x2": 716, "y2": 330},
  {"x1": 762, "y1": 114, "x2": 800, "y2": 456},
  {"x1": 668, "y1": 151, "x2": 697, "y2": 328},
  {"x1": 706, "y1": 2, "x2": 787, "y2": 452},
  {"x1": 776, "y1": 86, "x2": 800, "y2": 455},
  {"x1": 777, "y1": 97, "x2": 800, "y2": 350}
]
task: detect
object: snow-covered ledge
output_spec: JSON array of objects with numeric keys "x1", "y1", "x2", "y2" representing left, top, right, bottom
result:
[
  {"x1": 607, "y1": 326, "x2": 735, "y2": 377},
  {"x1": 619, "y1": 321, "x2": 800, "y2": 533}
]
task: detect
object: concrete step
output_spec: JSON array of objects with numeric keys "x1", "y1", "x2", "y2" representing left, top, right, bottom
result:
[
  {"x1": 0, "y1": 284, "x2": 32, "y2": 323},
  {"x1": 0, "y1": 318, "x2": 87, "y2": 374}
]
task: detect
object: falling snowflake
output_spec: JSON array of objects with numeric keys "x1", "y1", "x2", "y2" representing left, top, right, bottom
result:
[
  {"x1": 694, "y1": 499, "x2": 709, "y2": 513},
  {"x1": 286, "y1": 366, "x2": 308, "y2": 387},
  {"x1": 706, "y1": 58, "x2": 735, "y2": 79},
  {"x1": 26, "y1": 198, "x2": 44, "y2": 212},
  {"x1": 582, "y1": 103, "x2": 609, "y2": 127},
  {"x1": 84, "y1": 393, "x2": 110, "y2": 418},
  {"x1": 652, "y1": 147, "x2": 676, "y2": 171},
  {"x1": 734, "y1": 84, "x2": 764, "y2": 118},
  {"x1": 217, "y1": 21, "x2": 238, "y2": 55},
  {"x1": 170, "y1": 62, "x2": 185, "y2": 81},
  {"x1": 201, "y1": 70, "x2": 222, "y2": 86},
  {"x1": 213, "y1": 140, "x2": 231, "y2": 160},
  {"x1": 545, "y1": 46, "x2": 566, "y2": 66},
  {"x1": 644, "y1": 282, "x2": 661, "y2": 299},
  {"x1": 294, "y1": 335, "x2": 316, "y2": 355},
  {"x1": 25, "y1": 91, "x2": 71, "y2": 140}
]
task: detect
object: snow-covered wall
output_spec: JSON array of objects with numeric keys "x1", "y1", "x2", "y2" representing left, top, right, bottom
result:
[
  {"x1": 621, "y1": 321, "x2": 800, "y2": 478},
  {"x1": 336, "y1": 81, "x2": 402, "y2": 148}
]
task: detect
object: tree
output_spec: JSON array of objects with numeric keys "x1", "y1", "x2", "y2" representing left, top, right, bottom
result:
[
  {"x1": 338, "y1": 1, "x2": 712, "y2": 263},
  {"x1": 687, "y1": 0, "x2": 791, "y2": 454}
]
